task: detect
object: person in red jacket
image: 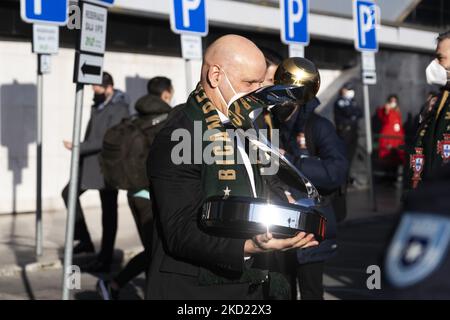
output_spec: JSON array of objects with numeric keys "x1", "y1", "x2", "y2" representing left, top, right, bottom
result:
[{"x1": 376, "y1": 94, "x2": 406, "y2": 167}]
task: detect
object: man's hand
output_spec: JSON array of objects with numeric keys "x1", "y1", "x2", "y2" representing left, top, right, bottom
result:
[
  {"x1": 63, "y1": 140, "x2": 73, "y2": 151},
  {"x1": 244, "y1": 231, "x2": 319, "y2": 256}
]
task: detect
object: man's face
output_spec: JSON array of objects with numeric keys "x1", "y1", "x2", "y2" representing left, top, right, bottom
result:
[
  {"x1": 436, "y1": 38, "x2": 450, "y2": 70},
  {"x1": 263, "y1": 64, "x2": 278, "y2": 86},
  {"x1": 161, "y1": 88, "x2": 174, "y2": 105},
  {"x1": 92, "y1": 85, "x2": 106, "y2": 95},
  {"x1": 218, "y1": 59, "x2": 266, "y2": 105}
]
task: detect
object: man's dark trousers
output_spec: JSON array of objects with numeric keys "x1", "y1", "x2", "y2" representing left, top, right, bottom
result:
[{"x1": 62, "y1": 183, "x2": 118, "y2": 266}]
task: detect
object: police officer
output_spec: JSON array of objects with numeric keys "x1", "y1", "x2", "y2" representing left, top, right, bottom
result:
[
  {"x1": 409, "y1": 30, "x2": 450, "y2": 189},
  {"x1": 384, "y1": 164, "x2": 450, "y2": 299},
  {"x1": 334, "y1": 83, "x2": 363, "y2": 170}
]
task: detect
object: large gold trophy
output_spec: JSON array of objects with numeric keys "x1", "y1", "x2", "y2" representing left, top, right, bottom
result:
[{"x1": 200, "y1": 58, "x2": 327, "y2": 240}]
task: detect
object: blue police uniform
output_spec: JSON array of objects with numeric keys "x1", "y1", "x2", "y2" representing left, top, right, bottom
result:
[
  {"x1": 384, "y1": 164, "x2": 450, "y2": 299},
  {"x1": 334, "y1": 96, "x2": 363, "y2": 163}
]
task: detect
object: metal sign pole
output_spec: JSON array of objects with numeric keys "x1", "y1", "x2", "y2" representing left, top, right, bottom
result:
[
  {"x1": 62, "y1": 83, "x2": 84, "y2": 300},
  {"x1": 185, "y1": 58, "x2": 192, "y2": 96},
  {"x1": 36, "y1": 54, "x2": 43, "y2": 257},
  {"x1": 362, "y1": 82, "x2": 376, "y2": 211}
]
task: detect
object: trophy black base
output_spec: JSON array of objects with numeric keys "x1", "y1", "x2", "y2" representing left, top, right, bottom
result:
[{"x1": 200, "y1": 196, "x2": 326, "y2": 241}]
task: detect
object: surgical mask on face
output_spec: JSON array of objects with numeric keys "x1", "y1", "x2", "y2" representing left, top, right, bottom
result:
[
  {"x1": 426, "y1": 59, "x2": 450, "y2": 87},
  {"x1": 217, "y1": 69, "x2": 247, "y2": 108},
  {"x1": 344, "y1": 90, "x2": 355, "y2": 100},
  {"x1": 389, "y1": 101, "x2": 397, "y2": 108}
]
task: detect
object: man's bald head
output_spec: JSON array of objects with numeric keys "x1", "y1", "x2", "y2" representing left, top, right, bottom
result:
[{"x1": 200, "y1": 35, "x2": 266, "y2": 114}]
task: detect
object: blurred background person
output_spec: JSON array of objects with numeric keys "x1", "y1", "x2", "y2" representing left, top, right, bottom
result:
[
  {"x1": 62, "y1": 72, "x2": 130, "y2": 273},
  {"x1": 97, "y1": 77, "x2": 173, "y2": 299},
  {"x1": 409, "y1": 30, "x2": 450, "y2": 189},
  {"x1": 376, "y1": 94, "x2": 405, "y2": 184},
  {"x1": 261, "y1": 48, "x2": 282, "y2": 87},
  {"x1": 403, "y1": 91, "x2": 439, "y2": 151},
  {"x1": 333, "y1": 83, "x2": 362, "y2": 186}
]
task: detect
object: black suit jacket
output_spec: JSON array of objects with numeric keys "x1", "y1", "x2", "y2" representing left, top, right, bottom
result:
[{"x1": 146, "y1": 106, "x2": 267, "y2": 300}]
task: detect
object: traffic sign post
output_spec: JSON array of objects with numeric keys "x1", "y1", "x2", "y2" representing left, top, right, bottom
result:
[
  {"x1": 280, "y1": 0, "x2": 309, "y2": 57},
  {"x1": 38, "y1": 54, "x2": 52, "y2": 74},
  {"x1": 74, "y1": 53, "x2": 104, "y2": 84},
  {"x1": 170, "y1": 0, "x2": 207, "y2": 95},
  {"x1": 33, "y1": 24, "x2": 59, "y2": 54},
  {"x1": 21, "y1": 0, "x2": 66, "y2": 258},
  {"x1": 62, "y1": 0, "x2": 111, "y2": 300},
  {"x1": 288, "y1": 43, "x2": 305, "y2": 59},
  {"x1": 353, "y1": 0, "x2": 379, "y2": 211},
  {"x1": 82, "y1": 0, "x2": 114, "y2": 8},
  {"x1": 21, "y1": 0, "x2": 69, "y2": 25},
  {"x1": 78, "y1": 3, "x2": 108, "y2": 55}
]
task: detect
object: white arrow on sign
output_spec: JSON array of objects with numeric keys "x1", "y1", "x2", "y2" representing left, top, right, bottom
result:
[{"x1": 34, "y1": 0, "x2": 42, "y2": 15}]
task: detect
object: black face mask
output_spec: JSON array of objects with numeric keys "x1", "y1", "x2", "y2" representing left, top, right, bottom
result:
[
  {"x1": 93, "y1": 93, "x2": 106, "y2": 105},
  {"x1": 271, "y1": 102, "x2": 299, "y2": 123}
]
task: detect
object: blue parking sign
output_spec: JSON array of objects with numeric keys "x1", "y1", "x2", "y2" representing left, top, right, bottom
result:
[
  {"x1": 20, "y1": 0, "x2": 68, "y2": 25},
  {"x1": 280, "y1": 0, "x2": 309, "y2": 45},
  {"x1": 354, "y1": 0, "x2": 378, "y2": 52},
  {"x1": 83, "y1": 0, "x2": 115, "y2": 7},
  {"x1": 170, "y1": 0, "x2": 208, "y2": 36}
]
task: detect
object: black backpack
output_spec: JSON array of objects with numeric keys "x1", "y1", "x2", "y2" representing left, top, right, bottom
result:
[
  {"x1": 99, "y1": 114, "x2": 168, "y2": 190},
  {"x1": 304, "y1": 113, "x2": 348, "y2": 223}
]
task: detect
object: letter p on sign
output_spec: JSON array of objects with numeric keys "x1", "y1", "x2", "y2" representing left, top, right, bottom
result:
[
  {"x1": 280, "y1": 0, "x2": 309, "y2": 45},
  {"x1": 171, "y1": 0, "x2": 208, "y2": 36},
  {"x1": 354, "y1": 0, "x2": 379, "y2": 52}
]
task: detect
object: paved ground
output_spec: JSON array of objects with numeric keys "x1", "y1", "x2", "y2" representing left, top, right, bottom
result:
[{"x1": 0, "y1": 184, "x2": 403, "y2": 300}]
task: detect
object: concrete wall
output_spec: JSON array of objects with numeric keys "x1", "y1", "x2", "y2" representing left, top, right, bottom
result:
[{"x1": 0, "y1": 40, "x2": 201, "y2": 214}]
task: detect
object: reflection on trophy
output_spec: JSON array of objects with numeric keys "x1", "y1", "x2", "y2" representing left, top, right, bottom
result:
[{"x1": 200, "y1": 58, "x2": 327, "y2": 241}]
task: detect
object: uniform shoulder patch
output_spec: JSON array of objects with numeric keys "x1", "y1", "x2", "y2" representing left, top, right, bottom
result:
[{"x1": 385, "y1": 213, "x2": 450, "y2": 288}]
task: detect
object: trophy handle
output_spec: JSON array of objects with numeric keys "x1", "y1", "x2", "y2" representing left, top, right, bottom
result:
[{"x1": 239, "y1": 130, "x2": 322, "y2": 204}]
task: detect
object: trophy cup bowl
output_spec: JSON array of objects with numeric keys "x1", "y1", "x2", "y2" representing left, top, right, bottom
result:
[{"x1": 200, "y1": 57, "x2": 327, "y2": 240}]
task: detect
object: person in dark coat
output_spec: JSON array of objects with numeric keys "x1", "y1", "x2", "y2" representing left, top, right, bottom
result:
[
  {"x1": 280, "y1": 98, "x2": 349, "y2": 300},
  {"x1": 145, "y1": 35, "x2": 318, "y2": 300},
  {"x1": 334, "y1": 83, "x2": 362, "y2": 171},
  {"x1": 408, "y1": 30, "x2": 450, "y2": 189},
  {"x1": 97, "y1": 76, "x2": 173, "y2": 300},
  {"x1": 62, "y1": 72, "x2": 129, "y2": 273}
]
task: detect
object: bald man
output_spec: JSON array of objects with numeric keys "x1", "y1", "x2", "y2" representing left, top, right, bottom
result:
[{"x1": 146, "y1": 35, "x2": 318, "y2": 300}]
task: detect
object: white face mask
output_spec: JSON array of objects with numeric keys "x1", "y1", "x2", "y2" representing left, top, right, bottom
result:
[
  {"x1": 426, "y1": 59, "x2": 450, "y2": 87},
  {"x1": 344, "y1": 90, "x2": 355, "y2": 100},
  {"x1": 217, "y1": 69, "x2": 247, "y2": 108},
  {"x1": 389, "y1": 101, "x2": 397, "y2": 108}
]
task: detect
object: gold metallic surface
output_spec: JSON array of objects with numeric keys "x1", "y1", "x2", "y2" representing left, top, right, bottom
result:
[{"x1": 274, "y1": 57, "x2": 321, "y2": 104}]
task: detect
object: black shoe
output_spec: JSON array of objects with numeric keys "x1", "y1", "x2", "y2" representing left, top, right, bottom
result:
[
  {"x1": 80, "y1": 259, "x2": 111, "y2": 273},
  {"x1": 96, "y1": 279, "x2": 119, "y2": 300},
  {"x1": 73, "y1": 241, "x2": 95, "y2": 255}
]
